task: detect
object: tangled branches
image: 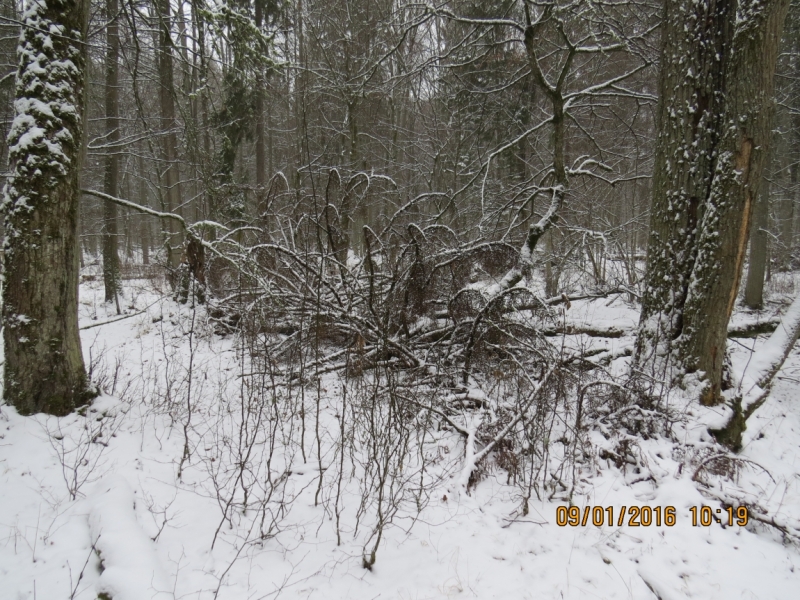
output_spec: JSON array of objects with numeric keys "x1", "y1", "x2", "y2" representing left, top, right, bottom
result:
[{"x1": 88, "y1": 171, "x2": 647, "y2": 566}]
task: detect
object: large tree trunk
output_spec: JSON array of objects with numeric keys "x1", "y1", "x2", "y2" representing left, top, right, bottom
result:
[
  {"x1": 102, "y1": 0, "x2": 121, "y2": 307},
  {"x1": 634, "y1": 0, "x2": 733, "y2": 385},
  {"x1": 2, "y1": 0, "x2": 93, "y2": 415},
  {"x1": 679, "y1": 0, "x2": 790, "y2": 405},
  {"x1": 635, "y1": 0, "x2": 789, "y2": 405},
  {"x1": 790, "y1": 7, "x2": 800, "y2": 270}
]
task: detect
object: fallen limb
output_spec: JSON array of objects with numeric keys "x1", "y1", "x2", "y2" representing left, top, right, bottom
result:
[
  {"x1": 456, "y1": 366, "x2": 557, "y2": 493},
  {"x1": 727, "y1": 319, "x2": 780, "y2": 338},
  {"x1": 541, "y1": 325, "x2": 625, "y2": 338},
  {"x1": 434, "y1": 288, "x2": 627, "y2": 320},
  {"x1": 696, "y1": 484, "x2": 800, "y2": 543},
  {"x1": 741, "y1": 294, "x2": 800, "y2": 416},
  {"x1": 712, "y1": 295, "x2": 800, "y2": 449},
  {"x1": 80, "y1": 310, "x2": 146, "y2": 330}
]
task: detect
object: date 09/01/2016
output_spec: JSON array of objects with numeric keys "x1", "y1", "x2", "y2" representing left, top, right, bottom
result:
[{"x1": 556, "y1": 505, "x2": 750, "y2": 527}]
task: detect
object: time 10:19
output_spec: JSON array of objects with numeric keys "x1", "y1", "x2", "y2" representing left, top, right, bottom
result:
[{"x1": 690, "y1": 505, "x2": 749, "y2": 526}]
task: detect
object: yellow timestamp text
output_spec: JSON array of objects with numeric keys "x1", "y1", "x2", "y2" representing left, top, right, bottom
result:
[{"x1": 556, "y1": 505, "x2": 750, "y2": 527}]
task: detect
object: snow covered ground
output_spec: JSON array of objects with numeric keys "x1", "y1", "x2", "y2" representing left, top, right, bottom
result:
[{"x1": 2, "y1": 278, "x2": 800, "y2": 600}]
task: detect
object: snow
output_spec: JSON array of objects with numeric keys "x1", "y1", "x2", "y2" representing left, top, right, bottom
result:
[
  {"x1": 740, "y1": 294, "x2": 800, "y2": 392},
  {"x1": 2, "y1": 278, "x2": 800, "y2": 599},
  {"x1": 88, "y1": 476, "x2": 171, "y2": 600}
]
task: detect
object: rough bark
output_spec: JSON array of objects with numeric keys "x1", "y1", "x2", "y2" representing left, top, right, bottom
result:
[
  {"x1": 2, "y1": 0, "x2": 93, "y2": 415},
  {"x1": 744, "y1": 157, "x2": 772, "y2": 309},
  {"x1": 791, "y1": 9, "x2": 800, "y2": 269},
  {"x1": 635, "y1": 0, "x2": 789, "y2": 406},
  {"x1": 634, "y1": 0, "x2": 734, "y2": 382},
  {"x1": 155, "y1": 0, "x2": 182, "y2": 270},
  {"x1": 102, "y1": 0, "x2": 121, "y2": 306},
  {"x1": 254, "y1": 0, "x2": 266, "y2": 189},
  {"x1": 680, "y1": 0, "x2": 790, "y2": 405}
]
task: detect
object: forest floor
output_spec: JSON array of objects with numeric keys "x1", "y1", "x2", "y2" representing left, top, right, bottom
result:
[{"x1": 2, "y1": 275, "x2": 800, "y2": 599}]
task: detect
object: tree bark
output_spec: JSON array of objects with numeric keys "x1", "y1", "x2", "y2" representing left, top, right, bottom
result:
[
  {"x1": 635, "y1": 0, "x2": 734, "y2": 383},
  {"x1": 744, "y1": 156, "x2": 772, "y2": 309},
  {"x1": 680, "y1": 0, "x2": 790, "y2": 405},
  {"x1": 138, "y1": 154, "x2": 150, "y2": 265},
  {"x1": 254, "y1": 0, "x2": 266, "y2": 189},
  {"x1": 635, "y1": 0, "x2": 789, "y2": 405},
  {"x1": 2, "y1": 0, "x2": 93, "y2": 415},
  {"x1": 103, "y1": 0, "x2": 121, "y2": 307},
  {"x1": 790, "y1": 8, "x2": 800, "y2": 269},
  {"x1": 155, "y1": 0, "x2": 182, "y2": 271}
]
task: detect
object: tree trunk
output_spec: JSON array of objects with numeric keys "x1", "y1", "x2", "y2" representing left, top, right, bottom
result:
[
  {"x1": 778, "y1": 190, "x2": 794, "y2": 268},
  {"x1": 635, "y1": 0, "x2": 789, "y2": 405},
  {"x1": 103, "y1": 0, "x2": 121, "y2": 307},
  {"x1": 635, "y1": 0, "x2": 734, "y2": 384},
  {"x1": 155, "y1": 0, "x2": 182, "y2": 271},
  {"x1": 544, "y1": 230, "x2": 558, "y2": 297},
  {"x1": 138, "y1": 154, "x2": 150, "y2": 265},
  {"x1": 744, "y1": 156, "x2": 772, "y2": 309},
  {"x1": 141, "y1": 219, "x2": 150, "y2": 265},
  {"x1": 254, "y1": 0, "x2": 266, "y2": 189},
  {"x1": 790, "y1": 8, "x2": 800, "y2": 269},
  {"x1": 680, "y1": 0, "x2": 790, "y2": 406},
  {"x1": 2, "y1": 0, "x2": 93, "y2": 415}
]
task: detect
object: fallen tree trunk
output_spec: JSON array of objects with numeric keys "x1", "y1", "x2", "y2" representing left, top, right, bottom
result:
[
  {"x1": 541, "y1": 325, "x2": 624, "y2": 338},
  {"x1": 714, "y1": 294, "x2": 800, "y2": 449},
  {"x1": 742, "y1": 294, "x2": 800, "y2": 415},
  {"x1": 727, "y1": 319, "x2": 780, "y2": 338}
]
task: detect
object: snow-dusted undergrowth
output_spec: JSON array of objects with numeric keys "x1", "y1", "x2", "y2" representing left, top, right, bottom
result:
[{"x1": 2, "y1": 277, "x2": 800, "y2": 599}]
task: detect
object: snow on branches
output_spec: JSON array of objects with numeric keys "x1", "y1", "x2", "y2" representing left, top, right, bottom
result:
[{"x1": 2, "y1": 0, "x2": 84, "y2": 228}]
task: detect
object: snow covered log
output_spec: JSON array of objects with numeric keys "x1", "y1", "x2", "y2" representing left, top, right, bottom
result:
[
  {"x1": 88, "y1": 476, "x2": 171, "y2": 600},
  {"x1": 740, "y1": 294, "x2": 800, "y2": 415}
]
